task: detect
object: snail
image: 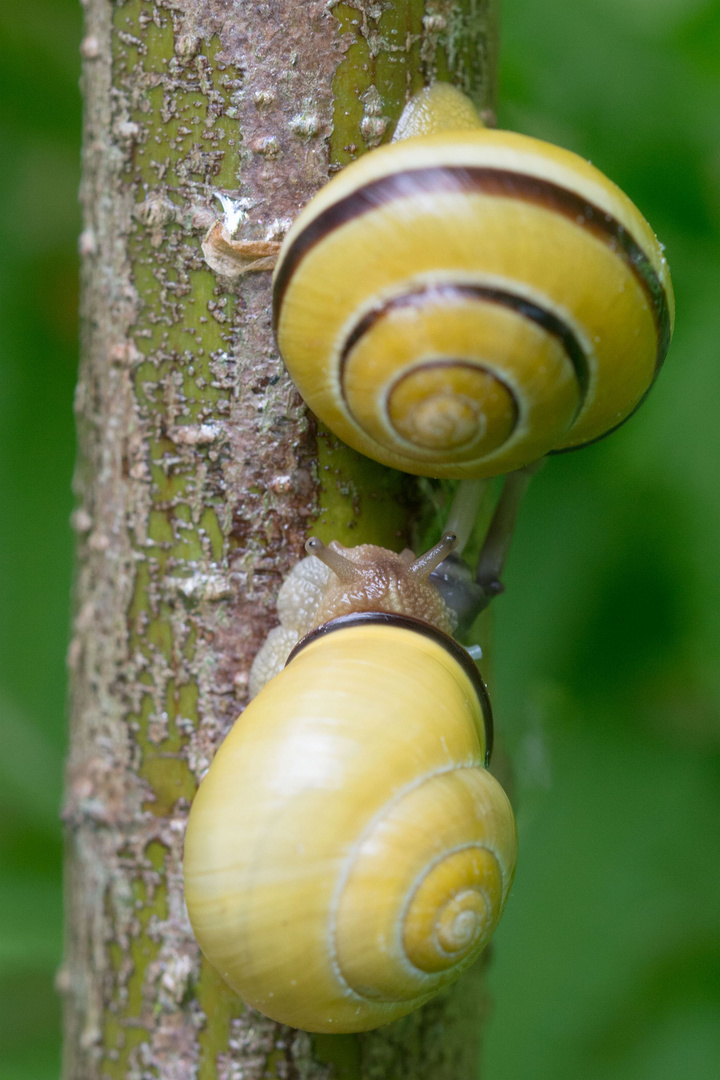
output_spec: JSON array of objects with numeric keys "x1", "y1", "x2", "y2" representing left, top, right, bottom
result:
[
  {"x1": 272, "y1": 83, "x2": 674, "y2": 478},
  {"x1": 183, "y1": 530, "x2": 517, "y2": 1033}
]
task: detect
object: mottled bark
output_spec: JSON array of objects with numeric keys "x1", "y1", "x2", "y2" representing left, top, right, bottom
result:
[{"x1": 63, "y1": 2, "x2": 498, "y2": 1078}]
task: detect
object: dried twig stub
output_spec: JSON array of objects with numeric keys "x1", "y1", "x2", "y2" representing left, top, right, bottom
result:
[{"x1": 202, "y1": 221, "x2": 281, "y2": 277}]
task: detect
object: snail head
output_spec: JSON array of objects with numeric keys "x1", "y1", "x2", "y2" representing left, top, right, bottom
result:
[{"x1": 305, "y1": 532, "x2": 458, "y2": 634}]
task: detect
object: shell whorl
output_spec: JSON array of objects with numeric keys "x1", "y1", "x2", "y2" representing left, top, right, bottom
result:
[
  {"x1": 183, "y1": 620, "x2": 516, "y2": 1032},
  {"x1": 333, "y1": 763, "x2": 513, "y2": 1008},
  {"x1": 273, "y1": 97, "x2": 674, "y2": 478}
]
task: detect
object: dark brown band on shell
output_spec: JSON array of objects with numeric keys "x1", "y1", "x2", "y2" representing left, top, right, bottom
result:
[
  {"x1": 285, "y1": 611, "x2": 494, "y2": 766},
  {"x1": 272, "y1": 166, "x2": 671, "y2": 376},
  {"x1": 340, "y1": 283, "x2": 590, "y2": 412}
]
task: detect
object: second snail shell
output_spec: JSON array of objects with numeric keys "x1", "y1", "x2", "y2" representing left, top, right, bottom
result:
[
  {"x1": 273, "y1": 84, "x2": 674, "y2": 478},
  {"x1": 184, "y1": 538, "x2": 517, "y2": 1033},
  {"x1": 184, "y1": 621, "x2": 516, "y2": 1032}
]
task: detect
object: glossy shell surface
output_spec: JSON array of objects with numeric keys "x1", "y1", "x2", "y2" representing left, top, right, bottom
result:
[
  {"x1": 183, "y1": 621, "x2": 517, "y2": 1032},
  {"x1": 273, "y1": 124, "x2": 674, "y2": 478}
]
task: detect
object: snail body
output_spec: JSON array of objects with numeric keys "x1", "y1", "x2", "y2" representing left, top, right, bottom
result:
[
  {"x1": 183, "y1": 535, "x2": 517, "y2": 1033},
  {"x1": 273, "y1": 84, "x2": 674, "y2": 478}
]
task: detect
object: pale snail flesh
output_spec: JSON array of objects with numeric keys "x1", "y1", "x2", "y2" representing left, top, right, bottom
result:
[
  {"x1": 183, "y1": 535, "x2": 517, "y2": 1033},
  {"x1": 273, "y1": 83, "x2": 675, "y2": 479}
]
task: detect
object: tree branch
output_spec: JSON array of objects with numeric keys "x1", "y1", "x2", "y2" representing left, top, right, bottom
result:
[{"x1": 63, "y1": 2, "x2": 498, "y2": 1077}]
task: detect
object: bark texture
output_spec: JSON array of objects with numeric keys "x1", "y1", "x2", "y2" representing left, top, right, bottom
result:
[{"x1": 63, "y1": 2, "x2": 497, "y2": 1077}]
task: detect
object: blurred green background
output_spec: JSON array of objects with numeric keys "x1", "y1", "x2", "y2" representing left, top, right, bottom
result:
[
  {"x1": 1, "y1": 1, "x2": 718, "y2": 1078},
  {"x1": 1, "y1": 1, "x2": 82, "y2": 1078}
]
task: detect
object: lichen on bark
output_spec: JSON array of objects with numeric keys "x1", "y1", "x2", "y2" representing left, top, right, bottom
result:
[{"x1": 64, "y1": 1, "x2": 498, "y2": 1078}]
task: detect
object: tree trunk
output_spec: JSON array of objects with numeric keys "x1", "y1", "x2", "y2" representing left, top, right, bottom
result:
[{"x1": 63, "y1": 2, "x2": 498, "y2": 1077}]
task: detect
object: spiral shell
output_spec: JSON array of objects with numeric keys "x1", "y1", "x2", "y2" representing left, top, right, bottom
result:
[
  {"x1": 273, "y1": 85, "x2": 674, "y2": 478},
  {"x1": 183, "y1": 618, "x2": 517, "y2": 1032}
]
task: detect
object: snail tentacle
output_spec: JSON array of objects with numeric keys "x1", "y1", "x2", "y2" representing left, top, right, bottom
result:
[{"x1": 407, "y1": 531, "x2": 458, "y2": 578}]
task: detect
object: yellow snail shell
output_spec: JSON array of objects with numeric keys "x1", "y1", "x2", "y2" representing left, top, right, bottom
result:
[
  {"x1": 272, "y1": 84, "x2": 674, "y2": 478},
  {"x1": 184, "y1": 537, "x2": 517, "y2": 1032}
]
